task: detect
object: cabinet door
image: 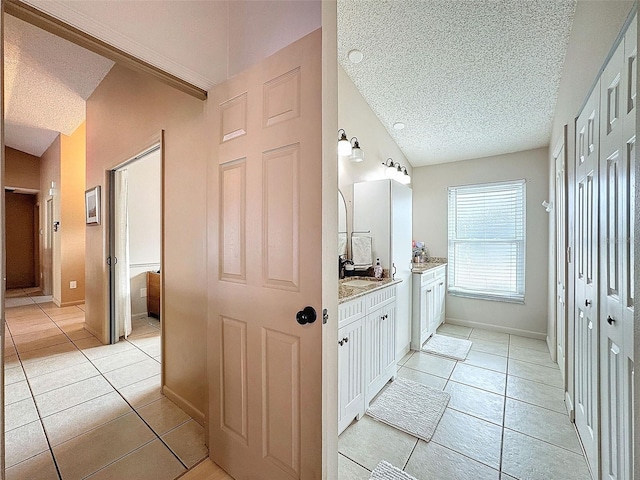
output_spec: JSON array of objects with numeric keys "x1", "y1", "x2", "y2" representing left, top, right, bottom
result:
[
  {"x1": 435, "y1": 275, "x2": 446, "y2": 326},
  {"x1": 382, "y1": 302, "x2": 396, "y2": 373},
  {"x1": 364, "y1": 307, "x2": 386, "y2": 394},
  {"x1": 419, "y1": 285, "x2": 431, "y2": 346},
  {"x1": 338, "y1": 319, "x2": 364, "y2": 434},
  {"x1": 426, "y1": 282, "x2": 438, "y2": 338}
]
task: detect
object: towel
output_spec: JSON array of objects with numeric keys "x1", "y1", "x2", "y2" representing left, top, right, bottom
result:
[
  {"x1": 352, "y1": 235, "x2": 372, "y2": 268},
  {"x1": 338, "y1": 233, "x2": 348, "y2": 256}
]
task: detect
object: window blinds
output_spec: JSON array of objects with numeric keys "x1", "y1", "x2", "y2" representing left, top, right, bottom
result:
[{"x1": 447, "y1": 179, "x2": 526, "y2": 303}]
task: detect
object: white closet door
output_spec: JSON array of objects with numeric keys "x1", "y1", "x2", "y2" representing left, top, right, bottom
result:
[
  {"x1": 555, "y1": 134, "x2": 568, "y2": 382},
  {"x1": 599, "y1": 15, "x2": 636, "y2": 480},
  {"x1": 574, "y1": 81, "x2": 600, "y2": 476}
]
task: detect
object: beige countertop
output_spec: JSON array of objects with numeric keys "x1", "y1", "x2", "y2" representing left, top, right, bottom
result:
[
  {"x1": 338, "y1": 276, "x2": 402, "y2": 304},
  {"x1": 411, "y1": 261, "x2": 447, "y2": 274}
]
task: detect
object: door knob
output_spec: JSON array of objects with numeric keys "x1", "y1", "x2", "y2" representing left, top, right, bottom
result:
[
  {"x1": 296, "y1": 306, "x2": 317, "y2": 325},
  {"x1": 607, "y1": 316, "x2": 615, "y2": 325},
  {"x1": 585, "y1": 299, "x2": 592, "y2": 307}
]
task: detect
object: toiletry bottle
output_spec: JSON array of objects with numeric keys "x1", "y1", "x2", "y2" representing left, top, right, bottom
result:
[{"x1": 374, "y1": 258, "x2": 383, "y2": 279}]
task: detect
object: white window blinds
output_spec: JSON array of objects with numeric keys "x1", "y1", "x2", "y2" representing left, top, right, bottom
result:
[{"x1": 447, "y1": 180, "x2": 526, "y2": 303}]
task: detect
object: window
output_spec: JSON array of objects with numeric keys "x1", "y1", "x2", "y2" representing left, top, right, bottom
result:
[{"x1": 447, "y1": 179, "x2": 526, "y2": 303}]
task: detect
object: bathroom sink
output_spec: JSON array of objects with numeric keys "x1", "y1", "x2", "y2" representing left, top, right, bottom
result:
[{"x1": 343, "y1": 279, "x2": 377, "y2": 287}]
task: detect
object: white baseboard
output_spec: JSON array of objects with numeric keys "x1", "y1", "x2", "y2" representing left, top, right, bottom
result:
[
  {"x1": 396, "y1": 342, "x2": 410, "y2": 361},
  {"x1": 131, "y1": 312, "x2": 148, "y2": 320},
  {"x1": 445, "y1": 317, "x2": 546, "y2": 340},
  {"x1": 163, "y1": 385, "x2": 205, "y2": 427},
  {"x1": 565, "y1": 391, "x2": 574, "y2": 422}
]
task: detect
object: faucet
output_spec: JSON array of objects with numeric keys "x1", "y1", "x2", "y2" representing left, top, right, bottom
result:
[{"x1": 339, "y1": 256, "x2": 354, "y2": 279}]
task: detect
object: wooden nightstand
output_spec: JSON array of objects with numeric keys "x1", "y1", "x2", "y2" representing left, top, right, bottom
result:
[{"x1": 147, "y1": 271, "x2": 160, "y2": 319}]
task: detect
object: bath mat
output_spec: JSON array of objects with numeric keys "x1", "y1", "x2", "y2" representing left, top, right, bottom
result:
[
  {"x1": 422, "y1": 334, "x2": 472, "y2": 361},
  {"x1": 369, "y1": 461, "x2": 417, "y2": 480},
  {"x1": 366, "y1": 377, "x2": 450, "y2": 442}
]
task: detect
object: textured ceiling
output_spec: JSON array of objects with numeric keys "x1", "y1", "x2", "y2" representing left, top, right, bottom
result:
[
  {"x1": 338, "y1": 0, "x2": 577, "y2": 166},
  {"x1": 4, "y1": 15, "x2": 114, "y2": 156}
]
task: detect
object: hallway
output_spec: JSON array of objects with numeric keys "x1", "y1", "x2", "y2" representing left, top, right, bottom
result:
[{"x1": 3, "y1": 289, "x2": 207, "y2": 479}]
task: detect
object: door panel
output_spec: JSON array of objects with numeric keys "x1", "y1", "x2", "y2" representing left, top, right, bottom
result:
[
  {"x1": 209, "y1": 30, "x2": 323, "y2": 479},
  {"x1": 574, "y1": 82, "x2": 600, "y2": 475},
  {"x1": 555, "y1": 135, "x2": 568, "y2": 381}
]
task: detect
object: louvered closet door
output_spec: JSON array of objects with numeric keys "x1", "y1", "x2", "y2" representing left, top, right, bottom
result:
[
  {"x1": 574, "y1": 81, "x2": 600, "y2": 477},
  {"x1": 599, "y1": 15, "x2": 636, "y2": 480}
]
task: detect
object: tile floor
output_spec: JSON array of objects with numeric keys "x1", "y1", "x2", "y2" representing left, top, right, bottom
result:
[
  {"x1": 3, "y1": 288, "x2": 207, "y2": 480},
  {"x1": 338, "y1": 323, "x2": 592, "y2": 480}
]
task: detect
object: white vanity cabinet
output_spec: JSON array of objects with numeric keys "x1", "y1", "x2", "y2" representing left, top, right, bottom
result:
[
  {"x1": 338, "y1": 284, "x2": 397, "y2": 434},
  {"x1": 411, "y1": 265, "x2": 446, "y2": 350}
]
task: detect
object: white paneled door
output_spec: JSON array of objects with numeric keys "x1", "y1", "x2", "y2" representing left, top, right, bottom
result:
[
  {"x1": 208, "y1": 30, "x2": 323, "y2": 479},
  {"x1": 554, "y1": 132, "x2": 568, "y2": 382},
  {"x1": 599, "y1": 17, "x2": 636, "y2": 480},
  {"x1": 574, "y1": 81, "x2": 600, "y2": 476}
]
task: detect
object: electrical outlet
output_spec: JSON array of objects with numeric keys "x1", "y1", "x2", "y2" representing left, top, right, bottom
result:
[
  {"x1": 70, "y1": 281, "x2": 77, "y2": 289},
  {"x1": 140, "y1": 288, "x2": 147, "y2": 298}
]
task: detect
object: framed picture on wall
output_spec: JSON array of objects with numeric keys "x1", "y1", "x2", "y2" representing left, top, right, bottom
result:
[{"x1": 85, "y1": 186, "x2": 101, "y2": 225}]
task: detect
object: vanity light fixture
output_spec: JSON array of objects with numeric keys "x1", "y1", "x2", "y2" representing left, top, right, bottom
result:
[
  {"x1": 338, "y1": 129, "x2": 352, "y2": 156},
  {"x1": 350, "y1": 137, "x2": 364, "y2": 162},
  {"x1": 382, "y1": 158, "x2": 411, "y2": 184}
]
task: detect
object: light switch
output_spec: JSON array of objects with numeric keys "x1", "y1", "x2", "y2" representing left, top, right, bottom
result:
[{"x1": 70, "y1": 281, "x2": 77, "y2": 289}]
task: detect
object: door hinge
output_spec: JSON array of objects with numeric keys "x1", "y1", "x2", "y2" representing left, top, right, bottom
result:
[{"x1": 322, "y1": 308, "x2": 328, "y2": 324}]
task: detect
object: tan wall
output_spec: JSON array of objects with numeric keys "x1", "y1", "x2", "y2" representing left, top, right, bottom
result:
[
  {"x1": 60, "y1": 122, "x2": 86, "y2": 304},
  {"x1": 6, "y1": 147, "x2": 40, "y2": 190},
  {"x1": 86, "y1": 64, "x2": 207, "y2": 423},
  {"x1": 412, "y1": 147, "x2": 549, "y2": 337},
  {"x1": 6, "y1": 192, "x2": 37, "y2": 288},
  {"x1": 39, "y1": 137, "x2": 62, "y2": 302}
]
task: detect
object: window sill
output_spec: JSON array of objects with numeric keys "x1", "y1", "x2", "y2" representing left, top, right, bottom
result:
[{"x1": 448, "y1": 290, "x2": 525, "y2": 304}]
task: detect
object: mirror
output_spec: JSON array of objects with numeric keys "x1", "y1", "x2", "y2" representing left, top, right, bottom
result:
[{"x1": 338, "y1": 190, "x2": 347, "y2": 257}]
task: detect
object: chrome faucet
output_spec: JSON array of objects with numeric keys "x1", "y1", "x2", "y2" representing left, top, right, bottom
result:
[{"x1": 339, "y1": 256, "x2": 354, "y2": 279}]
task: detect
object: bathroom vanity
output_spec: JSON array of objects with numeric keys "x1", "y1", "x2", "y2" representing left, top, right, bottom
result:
[
  {"x1": 411, "y1": 262, "x2": 447, "y2": 350},
  {"x1": 337, "y1": 278, "x2": 400, "y2": 434}
]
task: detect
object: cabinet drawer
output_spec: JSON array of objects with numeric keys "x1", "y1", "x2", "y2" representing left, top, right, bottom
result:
[
  {"x1": 338, "y1": 297, "x2": 366, "y2": 328},
  {"x1": 367, "y1": 285, "x2": 396, "y2": 312},
  {"x1": 420, "y1": 266, "x2": 446, "y2": 286}
]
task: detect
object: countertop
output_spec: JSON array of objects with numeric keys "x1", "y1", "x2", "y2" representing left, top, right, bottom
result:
[
  {"x1": 411, "y1": 260, "x2": 447, "y2": 274},
  {"x1": 339, "y1": 276, "x2": 402, "y2": 304}
]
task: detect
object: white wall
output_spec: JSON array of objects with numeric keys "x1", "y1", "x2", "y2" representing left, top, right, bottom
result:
[
  {"x1": 126, "y1": 149, "x2": 161, "y2": 317},
  {"x1": 338, "y1": 66, "x2": 412, "y2": 230},
  {"x1": 412, "y1": 147, "x2": 549, "y2": 338}
]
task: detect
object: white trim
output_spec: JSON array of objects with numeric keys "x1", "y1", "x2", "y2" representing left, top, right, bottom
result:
[
  {"x1": 21, "y1": 0, "x2": 214, "y2": 90},
  {"x1": 445, "y1": 316, "x2": 547, "y2": 341}
]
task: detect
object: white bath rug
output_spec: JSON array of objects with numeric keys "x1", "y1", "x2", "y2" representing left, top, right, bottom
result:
[
  {"x1": 422, "y1": 334, "x2": 472, "y2": 361},
  {"x1": 369, "y1": 461, "x2": 418, "y2": 480},
  {"x1": 366, "y1": 377, "x2": 450, "y2": 442}
]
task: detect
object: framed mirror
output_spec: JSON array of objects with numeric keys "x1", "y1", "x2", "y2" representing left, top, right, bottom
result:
[{"x1": 338, "y1": 190, "x2": 347, "y2": 257}]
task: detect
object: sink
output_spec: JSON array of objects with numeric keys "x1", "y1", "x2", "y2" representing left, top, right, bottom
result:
[{"x1": 343, "y1": 279, "x2": 377, "y2": 287}]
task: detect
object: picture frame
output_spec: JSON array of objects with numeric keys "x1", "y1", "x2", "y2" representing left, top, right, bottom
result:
[{"x1": 85, "y1": 186, "x2": 101, "y2": 225}]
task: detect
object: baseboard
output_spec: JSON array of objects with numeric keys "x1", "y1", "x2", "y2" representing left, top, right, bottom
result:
[
  {"x1": 163, "y1": 385, "x2": 205, "y2": 427},
  {"x1": 84, "y1": 322, "x2": 107, "y2": 344},
  {"x1": 131, "y1": 312, "x2": 148, "y2": 320},
  {"x1": 58, "y1": 300, "x2": 85, "y2": 307},
  {"x1": 565, "y1": 391, "x2": 574, "y2": 422},
  {"x1": 53, "y1": 297, "x2": 61, "y2": 307},
  {"x1": 396, "y1": 342, "x2": 410, "y2": 361},
  {"x1": 545, "y1": 335, "x2": 557, "y2": 362},
  {"x1": 445, "y1": 317, "x2": 546, "y2": 340}
]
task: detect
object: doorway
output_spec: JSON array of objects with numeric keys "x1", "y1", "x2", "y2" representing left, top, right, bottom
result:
[
  {"x1": 5, "y1": 191, "x2": 37, "y2": 289},
  {"x1": 108, "y1": 144, "x2": 162, "y2": 344}
]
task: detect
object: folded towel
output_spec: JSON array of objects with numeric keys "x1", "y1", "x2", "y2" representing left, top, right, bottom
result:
[
  {"x1": 352, "y1": 235, "x2": 372, "y2": 268},
  {"x1": 338, "y1": 233, "x2": 348, "y2": 256}
]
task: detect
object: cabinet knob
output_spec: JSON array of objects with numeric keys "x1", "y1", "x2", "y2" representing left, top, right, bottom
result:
[
  {"x1": 344, "y1": 337, "x2": 349, "y2": 343},
  {"x1": 439, "y1": 282, "x2": 444, "y2": 286},
  {"x1": 585, "y1": 299, "x2": 592, "y2": 307},
  {"x1": 338, "y1": 339, "x2": 344, "y2": 346},
  {"x1": 426, "y1": 289, "x2": 432, "y2": 293},
  {"x1": 607, "y1": 316, "x2": 615, "y2": 325}
]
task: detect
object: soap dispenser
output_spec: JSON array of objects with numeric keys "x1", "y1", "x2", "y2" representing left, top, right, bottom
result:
[{"x1": 374, "y1": 258, "x2": 383, "y2": 279}]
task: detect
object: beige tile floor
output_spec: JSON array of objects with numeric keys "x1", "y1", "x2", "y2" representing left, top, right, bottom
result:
[
  {"x1": 338, "y1": 323, "x2": 592, "y2": 480},
  {"x1": 3, "y1": 288, "x2": 208, "y2": 480}
]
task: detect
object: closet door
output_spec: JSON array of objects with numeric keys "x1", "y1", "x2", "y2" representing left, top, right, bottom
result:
[
  {"x1": 555, "y1": 132, "x2": 568, "y2": 381},
  {"x1": 574, "y1": 82, "x2": 600, "y2": 476},
  {"x1": 599, "y1": 16, "x2": 636, "y2": 480}
]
